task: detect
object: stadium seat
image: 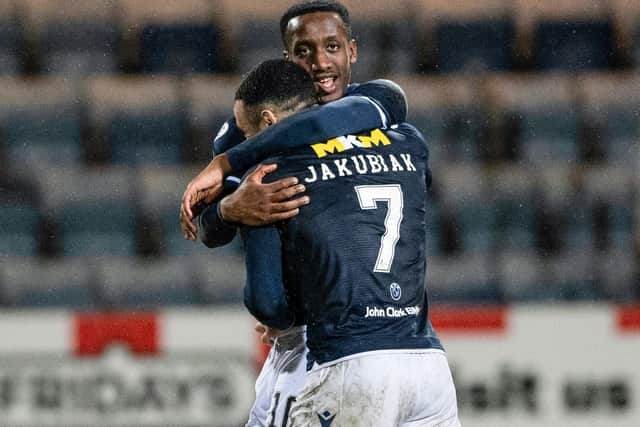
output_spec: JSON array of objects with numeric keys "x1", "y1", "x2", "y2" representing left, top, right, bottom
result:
[
  {"x1": 436, "y1": 163, "x2": 495, "y2": 253},
  {"x1": 517, "y1": 0, "x2": 614, "y2": 71},
  {"x1": 0, "y1": 77, "x2": 82, "y2": 165},
  {"x1": 0, "y1": 202, "x2": 40, "y2": 257},
  {"x1": 579, "y1": 73, "x2": 640, "y2": 165},
  {"x1": 497, "y1": 250, "x2": 557, "y2": 302},
  {"x1": 538, "y1": 166, "x2": 587, "y2": 252},
  {"x1": 486, "y1": 74, "x2": 578, "y2": 165},
  {"x1": 342, "y1": 0, "x2": 418, "y2": 80},
  {"x1": 597, "y1": 249, "x2": 638, "y2": 302},
  {"x1": 193, "y1": 253, "x2": 245, "y2": 304},
  {"x1": 418, "y1": 0, "x2": 515, "y2": 73},
  {"x1": 23, "y1": 0, "x2": 119, "y2": 75},
  {"x1": 221, "y1": 0, "x2": 294, "y2": 73},
  {"x1": 489, "y1": 165, "x2": 537, "y2": 251},
  {"x1": 0, "y1": 257, "x2": 95, "y2": 307},
  {"x1": 392, "y1": 75, "x2": 483, "y2": 163},
  {"x1": 137, "y1": 165, "x2": 228, "y2": 257},
  {"x1": 546, "y1": 249, "x2": 603, "y2": 300},
  {"x1": 33, "y1": 166, "x2": 138, "y2": 257},
  {"x1": 424, "y1": 192, "x2": 442, "y2": 257},
  {"x1": 609, "y1": 0, "x2": 640, "y2": 68},
  {"x1": 96, "y1": 256, "x2": 200, "y2": 308},
  {"x1": 185, "y1": 75, "x2": 239, "y2": 161},
  {"x1": 427, "y1": 253, "x2": 502, "y2": 304},
  {"x1": 582, "y1": 166, "x2": 635, "y2": 251},
  {"x1": 121, "y1": 0, "x2": 223, "y2": 74},
  {"x1": 86, "y1": 76, "x2": 187, "y2": 165},
  {"x1": 0, "y1": 0, "x2": 21, "y2": 75}
]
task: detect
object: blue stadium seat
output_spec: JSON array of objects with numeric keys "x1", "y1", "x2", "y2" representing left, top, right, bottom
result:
[
  {"x1": 140, "y1": 23, "x2": 221, "y2": 74},
  {"x1": 120, "y1": 0, "x2": 221, "y2": 74},
  {"x1": 34, "y1": 167, "x2": 138, "y2": 257},
  {"x1": 534, "y1": 21, "x2": 613, "y2": 71},
  {"x1": 583, "y1": 166, "x2": 635, "y2": 251},
  {"x1": 0, "y1": 2, "x2": 20, "y2": 75},
  {"x1": 25, "y1": 0, "x2": 119, "y2": 75},
  {"x1": 491, "y1": 167, "x2": 537, "y2": 251},
  {"x1": 518, "y1": 0, "x2": 614, "y2": 71},
  {"x1": 0, "y1": 203, "x2": 41, "y2": 256},
  {"x1": 427, "y1": 254, "x2": 502, "y2": 304},
  {"x1": 96, "y1": 257, "x2": 201, "y2": 308},
  {"x1": 0, "y1": 78, "x2": 82, "y2": 165},
  {"x1": 59, "y1": 201, "x2": 137, "y2": 257},
  {"x1": 137, "y1": 165, "x2": 243, "y2": 257},
  {"x1": 424, "y1": 193, "x2": 442, "y2": 257},
  {"x1": 87, "y1": 76, "x2": 186, "y2": 165},
  {"x1": 108, "y1": 112, "x2": 187, "y2": 165},
  {"x1": 185, "y1": 76, "x2": 239, "y2": 161},
  {"x1": 0, "y1": 257, "x2": 95, "y2": 307},
  {"x1": 417, "y1": 0, "x2": 514, "y2": 73},
  {"x1": 234, "y1": 19, "x2": 283, "y2": 74},
  {"x1": 580, "y1": 74, "x2": 640, "y2": 166},
  {"x1": 597, "y1": 249, "x2": 637, "y2": 302},
  {"x1": 396, "y1": 76, "x2": 482, "y2": 162},
  {"x1": 497, "y1": 250, "x2": 558, "y2": 302},
  {"x1": 435, "y1": 18, "x2": 514, "y2": 73},
  {"x1": 437, "y1": 164, "x2": 495, "y2": 253},
  {"x1": 193, "y1": 253, "x2": 246, "y2": 305},
  {"x1": 546, "y1": 250, "x2": 603, "y2": 300},
  {"x1": 486, "y1": 75, "x2": 578, "y2": 165}
]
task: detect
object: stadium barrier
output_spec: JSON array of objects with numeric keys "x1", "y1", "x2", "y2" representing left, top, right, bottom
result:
[{"x1": 0, "y1": 305, "x2": 638, "y2": 426}]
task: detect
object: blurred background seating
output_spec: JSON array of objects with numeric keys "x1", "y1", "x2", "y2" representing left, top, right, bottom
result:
[{"x1": 0, "y1": 0, "x2": 638, "y2": 308}]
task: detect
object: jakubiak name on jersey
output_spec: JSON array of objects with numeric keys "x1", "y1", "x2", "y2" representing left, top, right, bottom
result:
[{"x1": 304, "y1": 128, "x2": 417, "y2": 184}]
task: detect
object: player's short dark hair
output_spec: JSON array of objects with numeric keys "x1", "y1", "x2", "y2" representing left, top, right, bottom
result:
[
  {"x1": 280, "y1": 0, "x2": 352, "y2": 46},
  {"x1": 235, "y1": 59, "x2": 318, "y2": 126}
]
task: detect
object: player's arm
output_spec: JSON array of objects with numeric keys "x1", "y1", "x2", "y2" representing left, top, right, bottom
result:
[
  {"x1": 241, "y1": 225, "x2": 295, "y2": 330},
  {"x1": 184, "y1": 118, "x2": 306, "y2": 241},
  {"x1": 197, "y1": 177, "x2": 240, "y2": 247},
  {"x1": 224, "y1": 79, "x2": 408, "y2": 172}
]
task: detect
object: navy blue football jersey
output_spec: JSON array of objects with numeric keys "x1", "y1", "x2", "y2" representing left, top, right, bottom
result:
[{"x1": 243, "y1": 123, "x2": 442, "y2": 366}]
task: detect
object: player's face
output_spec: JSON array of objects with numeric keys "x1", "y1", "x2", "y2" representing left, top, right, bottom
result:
[
  {"x1": 284, "y1": 12, "x2": 357, "y2": 103},
  {"x1": 233, "y1": 100, "x2": 260, "y2": 139}
]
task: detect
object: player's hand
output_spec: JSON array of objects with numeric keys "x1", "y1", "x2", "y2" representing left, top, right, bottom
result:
[
  {"x1": 220, "y1": 163, "x2": 310, "y2": 226},
  {"x1": 180, "y1": 154, "x2": 231, "y2": 240},
  {"x1": 255, "y1": 322, "x2": 283, "y2": 346}
]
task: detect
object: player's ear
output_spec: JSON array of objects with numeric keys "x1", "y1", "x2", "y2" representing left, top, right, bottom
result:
[
  {"x1": 283, "y1": 49, "x2": 290, "y2": 60},
  {"x1": 260, "y1": 110, "x2": 279, "y2": 129},
  {"x1": 348, "y1": 38, "x2": 358, "y2": 64}
]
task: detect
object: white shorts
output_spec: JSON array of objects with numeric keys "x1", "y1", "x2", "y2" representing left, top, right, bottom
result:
[
  {"x1": 246, "y1": 327, "x2": 308, "y2": 427},
  {"x1": 289, "y1": 350, "x2": 460, "y2": 427}
]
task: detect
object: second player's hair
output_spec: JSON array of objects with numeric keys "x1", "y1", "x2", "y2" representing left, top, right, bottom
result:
[
  {"x1": 235, "y1": 59, "x2": 318, "y2": 126},
  {"x1": 279, "y1": 0, "x2": 352, "y2": 45}
]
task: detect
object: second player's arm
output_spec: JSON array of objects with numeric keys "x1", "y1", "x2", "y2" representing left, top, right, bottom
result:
[{"x1": 241, "y1": 225, "x2": 295, "y2": 330}]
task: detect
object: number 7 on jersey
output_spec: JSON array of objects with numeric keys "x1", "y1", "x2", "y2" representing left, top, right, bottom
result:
[{"x1": 354, "y1": 184, "x2": 404, "y2": 273}]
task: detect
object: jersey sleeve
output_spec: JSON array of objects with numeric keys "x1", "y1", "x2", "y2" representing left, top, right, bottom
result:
[
  {"x1": 212, "y1": 117, "x2": 246, "y2": 156},
  {"x1": 225, "y1": 95, "x2": 390, "y2": 174},
  {"x1": 347, "y1": 79, "x2": 408, "y2": 124},
  {"x1": 198, "y1": 118, "x2": 244, "y2": 248},
  {"x1": 241, "y1": 225, "x2": 295, "y2": 330}
]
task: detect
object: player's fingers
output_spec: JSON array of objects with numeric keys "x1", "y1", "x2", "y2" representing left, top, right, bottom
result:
[
  {"x1": 264, "y1": 208, "x2": 301, "y2": 222},
  {"x1": 179, "y1": 204, "x2": 197, "y2": 240},
  {"x1": 270, "y1": 183, "x2": 307, "y2": 202},
  {"x1": 266, "y1": 176, "x2": 299, "y2": 193},
  {"x1": 249, "y1": 163, "x2": 278, "y2": 182},
  {"x1": 271, "y1": 197, "x2": 310, "y2": 213},
  {"x1": 182, "y1": 187, "x2": 195, "y2": 219}
]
